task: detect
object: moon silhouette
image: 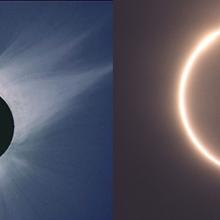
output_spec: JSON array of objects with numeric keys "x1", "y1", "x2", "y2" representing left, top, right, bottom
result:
[{"x1": 0, "y1": 96, "x2": 14, "y2": 157}]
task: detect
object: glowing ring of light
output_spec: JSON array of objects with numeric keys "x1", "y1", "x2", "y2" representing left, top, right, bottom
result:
[{"x1": 178, "y1": 29, "x2": 220, "y2": 167}]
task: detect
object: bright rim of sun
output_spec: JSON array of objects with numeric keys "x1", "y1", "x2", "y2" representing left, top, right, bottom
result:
[{"x1": 178, "y1": 29, "x2": 220, "y2": 167}]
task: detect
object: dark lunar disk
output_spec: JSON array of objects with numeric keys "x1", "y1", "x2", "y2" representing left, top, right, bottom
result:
[{"x1": 0, "y1": 97, "x2": 14, "y2": 157}]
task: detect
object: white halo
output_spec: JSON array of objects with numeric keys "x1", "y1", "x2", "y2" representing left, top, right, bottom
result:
[{"x1": 178, "y1": 29, "x2": 220, "y2": 167}]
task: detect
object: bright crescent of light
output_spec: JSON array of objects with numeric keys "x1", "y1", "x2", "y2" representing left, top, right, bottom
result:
[{"x1": 179, "y1": 29, "x2": 220, "y2": 167}]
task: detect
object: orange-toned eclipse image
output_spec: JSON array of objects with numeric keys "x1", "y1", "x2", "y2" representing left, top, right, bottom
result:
[{"x1": 178, "y1": 29, "x2": 220, "y2": 167}]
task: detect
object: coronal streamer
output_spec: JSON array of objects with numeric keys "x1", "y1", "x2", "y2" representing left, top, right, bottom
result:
[{"x1": 0, "y1": 10, "x2": 112, "y2": 219}]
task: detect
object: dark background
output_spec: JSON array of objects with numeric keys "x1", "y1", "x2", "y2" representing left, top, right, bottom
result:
[{"x1": 115, "y1": 1, "x2": 220, "y2": 219}]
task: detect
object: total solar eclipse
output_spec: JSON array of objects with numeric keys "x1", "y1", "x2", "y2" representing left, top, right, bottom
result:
[
  {"x1": 178, "y1": 29, "x2": 220, "y2": 167},
  {"x1": 0, "y1": 96, "x2": 14, "y2": 157}
]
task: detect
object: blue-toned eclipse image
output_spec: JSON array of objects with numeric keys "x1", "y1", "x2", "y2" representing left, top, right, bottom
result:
[{"x1": 0, "y1": 2, "x2": 112, "y2": 220}]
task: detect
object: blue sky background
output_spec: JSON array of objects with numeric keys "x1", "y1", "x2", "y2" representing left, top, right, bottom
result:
[{"x1": 0, "y1": 2, "x2": 112, "y2": 220}]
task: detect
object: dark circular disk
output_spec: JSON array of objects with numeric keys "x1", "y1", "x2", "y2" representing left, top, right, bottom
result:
[{"x1": 0, "y1": 97, "x2": 14, "y2": 157}]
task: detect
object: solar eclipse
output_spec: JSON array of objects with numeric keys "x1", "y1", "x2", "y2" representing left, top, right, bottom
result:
[
  {"x1": 178, "y1": 29, "x2": 220, "y2": 167},
  {"x1": 0, "y1": 96, "x2": 14, "y2": 157}
]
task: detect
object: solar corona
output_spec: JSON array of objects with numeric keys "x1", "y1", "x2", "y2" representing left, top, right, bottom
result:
[{"x1": 178, "y1": 29, "x2": 220, "y2": 167}]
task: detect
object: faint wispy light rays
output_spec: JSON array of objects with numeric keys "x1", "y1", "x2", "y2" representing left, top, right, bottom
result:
[
  {"x1": 0, "y1": 15, "x2": 112, "y2": 219},
  {"x1": 0, "y1": 30, "x2": 90, "y2": 75},
  {"x1": 0, "y1": 24, "x2": 111, "y2": 144},
  {"x1": 1, "y1": 65, "x2": 111, "y2": 144}
]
